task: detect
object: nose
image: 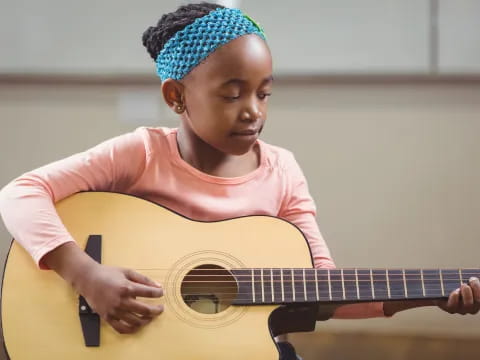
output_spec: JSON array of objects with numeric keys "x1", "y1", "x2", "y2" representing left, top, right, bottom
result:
[{"x1": 241, "y1": 99, "x2": 263, "y2": 123}]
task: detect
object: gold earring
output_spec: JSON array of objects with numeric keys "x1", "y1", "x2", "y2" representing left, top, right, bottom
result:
[{"x1": 176, "y1": 104, "x2": 184, "y2": 113}]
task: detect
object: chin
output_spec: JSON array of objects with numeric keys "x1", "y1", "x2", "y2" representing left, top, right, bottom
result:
[{"x1": 229, "y1": 143, "x2": 258, "y2": 156}]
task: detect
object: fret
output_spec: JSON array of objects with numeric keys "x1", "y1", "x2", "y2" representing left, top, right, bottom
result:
[
  {"x1": 343, "y1": 269, "x2": 358, "y2": 300},
  {"x1": 355, "y1": 269, "x2": 360, "y2": 300},
  {"x1": 459, "y1": 269, "x2": 463, "y2": 284},
  {"x1": 439, "y1": 269, "x2": 445, "y2": 296},
  {"x1": 305, "y1": 269, "x2": 317, "y2": 302},
  {"x1": 272, "y1": 269, "x2": 282, "y2": 303},
  {"x1": 370, "y1": 269, "x2": 375, "y2": 299},
  {"x1": 405, "y1": 269, "x2": 423, "y2": 299},
  {"x1": 280, "y1": 269, "x2": 285, "y2": 302},
  {"x1": 340, "y1": 269, "x2": 346, "y2": 300},
  {"x1": 270, "y1": 269, "x2": 274, "y2": 303},
  {"x1": 402, "y1": 269, "x2": 408, "y2": 298},
  {"x1": 251, "y1": 269, "x2": 256, "y2": 303},
  {"x1": 327, "y1": 269, "x2": 332, "y2": 301},
  {"x1": 261, "y1": 268, "x2": 265, "y2": 303},
  {"x1": 291, "y1": 269, "x2": 296, "y2": 302},
  {"x1": 388, "y1": 269, "x2": 405, "y2": 299},
  {"x1": 442, "y1": 269, "x2": 462, "y2": 295},
  {"x1": 317, "y1": 269, "x2": 330, "y2": 301},
  {"x1": 330, "y1": 269, "x2": 343, "y2": 301},
  {"x1": 262, "y1": 268, "x2": 272, "y2": 304},
  {"x1": 423, "y1": 269, "x2": 442, "y2": 298},
  {"x1": 315, "y1": 269, "x2": 319, "y2": 301},
  {"x1": 357, "y1": 269, "x2": 373, "y2": 301},
  {"x1": 420, "y1": 269, "x2": 425, "y2": 297},
  {"x1": 282, "y1": 269, "x2": 293, "y2": 303},
  {"x1": 253, "y1": 269, "x2": 262, "y2": 304},
  {"x1": 293, "y1": 269, "x2": 304, "y2": 302},
  {"x1": 386, "y1": 269, "x2": 391, "y2": 299},
  {"x1": 303, "y1": 269, "x2": 307, "y2": 301},
  {"x1": 372, "y1": 269, "x2": 388, "y2": 300}
]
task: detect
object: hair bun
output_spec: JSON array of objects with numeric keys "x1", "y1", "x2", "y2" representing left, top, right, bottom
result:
[{"x1": 142, "y1": 2, "x2": 225, "y2": 62}]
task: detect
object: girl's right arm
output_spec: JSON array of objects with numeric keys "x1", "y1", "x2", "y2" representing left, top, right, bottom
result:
[{"x1": 0, "y1": 128, "x2": 163, "y2": 333}]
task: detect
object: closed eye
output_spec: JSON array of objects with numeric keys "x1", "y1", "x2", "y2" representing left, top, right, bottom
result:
[{"x1": 223, "y1": 95, "x2": 241, "y2": 101}]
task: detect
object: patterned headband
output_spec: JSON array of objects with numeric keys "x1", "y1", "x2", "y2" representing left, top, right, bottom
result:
[{"x1": 155, "y1": 7, "x2": 266, "y2": 81}]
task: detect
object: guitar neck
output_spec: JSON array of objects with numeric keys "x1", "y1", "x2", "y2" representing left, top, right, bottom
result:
[{"x1": 231, "y1": 268, "x2": 480, "y2": 305}]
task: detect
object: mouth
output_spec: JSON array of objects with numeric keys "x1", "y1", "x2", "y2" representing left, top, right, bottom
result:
[{"x1": 231, "y1": 129, "x2": 258, "y2": 136}]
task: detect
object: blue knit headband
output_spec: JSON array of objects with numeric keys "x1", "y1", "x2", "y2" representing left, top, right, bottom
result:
[{"x1": 155, "y1": 8, "x2": 266, "y2": 81}]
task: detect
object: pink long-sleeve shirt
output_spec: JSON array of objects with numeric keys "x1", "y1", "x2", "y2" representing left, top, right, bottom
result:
[{"x1": 0, "y1": 126, "x2": 384, "y2": 318}]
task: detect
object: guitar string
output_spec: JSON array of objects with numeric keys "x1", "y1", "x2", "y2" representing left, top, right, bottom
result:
[
  {"x1": 151, "y1": 283, "x2": 465, "y2": 298},
  {"x1": 134, "y1": 268, "x2": 480, "y2": 272},
  {"x1": 142, "y1": 273, "x2": 480, "y2": 282},
  {"x1": 158, "y1": 279, "x2": 474, "y2": 284},
  {"x1": 163, "y1": 283, "x2": 462, "y2": 290},
  {"x1": 177, "y1": 287, "x2": 457, "y2": 295},
  {"x1": 170, "y1": 287, "x2": 457, "y2": 301}
]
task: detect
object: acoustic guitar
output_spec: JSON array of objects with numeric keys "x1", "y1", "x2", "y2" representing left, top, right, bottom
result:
[{"x1": 1, "y1": 192, "x2": 475, "y2": 359}]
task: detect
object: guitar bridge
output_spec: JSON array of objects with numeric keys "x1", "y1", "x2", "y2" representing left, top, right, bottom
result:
[{"x1": 79, "y1": 234, "x2": 102, "y2": 347}]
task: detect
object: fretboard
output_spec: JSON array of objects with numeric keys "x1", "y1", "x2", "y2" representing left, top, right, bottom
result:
[{"x1": 230, "y1": 268, "x2": 479, "y2": 305}]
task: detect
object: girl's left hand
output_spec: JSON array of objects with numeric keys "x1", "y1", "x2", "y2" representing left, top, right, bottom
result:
[
  {"x1": 383, "y1": 277, "x2": 480, "y2": 316},
  {"x1": 435, "y1": 277, "x2": 480, "y2": 315}
]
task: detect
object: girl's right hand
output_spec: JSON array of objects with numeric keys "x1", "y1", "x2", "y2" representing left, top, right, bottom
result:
[
  {"x1": 42, "y1": 242, "x2": 164, "y2": 334},
  {"x1": 76, "y1": 263, "x2": 164, "y2": 334}
]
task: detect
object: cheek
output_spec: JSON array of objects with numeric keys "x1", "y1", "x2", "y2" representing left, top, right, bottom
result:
[{"x1": 261, "y1": 101, "x2": 269, "y2": 116}]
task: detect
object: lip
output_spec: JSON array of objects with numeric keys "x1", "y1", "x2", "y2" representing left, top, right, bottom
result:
[{"x1": 232, "y1": 129, "x2": 258, "y2": 136}]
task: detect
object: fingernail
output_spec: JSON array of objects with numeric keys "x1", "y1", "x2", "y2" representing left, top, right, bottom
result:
[{"x1": 469, "y1": 277, "x2": 479, "y2": 283}]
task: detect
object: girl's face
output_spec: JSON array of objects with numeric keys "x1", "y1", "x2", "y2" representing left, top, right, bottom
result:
[{"x1": 180, "y1": 34, "x2": 273, "y2": 156}]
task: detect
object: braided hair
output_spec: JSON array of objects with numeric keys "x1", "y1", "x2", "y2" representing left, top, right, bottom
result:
[{"x1": 142, "y1": 2, "x2": 226, "y2": 62}]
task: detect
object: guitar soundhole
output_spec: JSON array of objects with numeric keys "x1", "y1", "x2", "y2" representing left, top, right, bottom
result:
[{"x1": 180, "y1": 264, "x2": 238, "y2": 314}]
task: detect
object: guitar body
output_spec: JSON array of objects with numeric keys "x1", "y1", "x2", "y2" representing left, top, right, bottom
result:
[{"x1": 2, "y1": 192, "x2": 314, "y2": 359}]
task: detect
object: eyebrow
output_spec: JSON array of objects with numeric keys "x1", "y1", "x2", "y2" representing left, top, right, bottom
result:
[{"x1": 220, "y1": 75, "x2": 274, "y2": 87}]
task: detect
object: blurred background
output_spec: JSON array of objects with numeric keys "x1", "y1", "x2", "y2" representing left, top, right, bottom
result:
[{"x1": 1, "y1": 0, "x2": 479, "y2": 359}]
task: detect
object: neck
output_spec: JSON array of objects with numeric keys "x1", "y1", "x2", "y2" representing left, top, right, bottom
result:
[{"x1": 230, "y1": 267, "x2": 479, "y2": 305}]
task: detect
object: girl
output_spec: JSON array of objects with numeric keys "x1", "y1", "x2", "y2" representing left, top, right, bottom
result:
[{"x1": 0, "y1": 2, "x2": 479, "y2": 359}]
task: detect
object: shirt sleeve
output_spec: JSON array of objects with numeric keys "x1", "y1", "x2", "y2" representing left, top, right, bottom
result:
[
  {"x1": 278, "y1": 151, "x2": 335, "y2": 269},
  {"x1": 278, "y1": 151, "x2": 385, "y2": 318},
  {"x1": 0, "y1": 128, "x2": 149, "y2": 269}
]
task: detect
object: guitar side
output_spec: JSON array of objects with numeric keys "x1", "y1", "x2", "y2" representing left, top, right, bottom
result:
[{"x1": 2, "y1": 192, "x2": 314, "y2": 360}]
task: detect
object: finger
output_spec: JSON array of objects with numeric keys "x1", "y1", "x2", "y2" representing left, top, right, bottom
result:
[
  {"x1": 117, "y1": 311, "x2": 153, "y2": 328},
  {"x1": 460, "y1": 283, "x2": 474, "y2": 307},
  {"x1": 108, "y1": 318, "x2": 139, "y2": 334},
  {"x1": 124, "y1": 298, "x2": 164, "y2": 318},
  {"x1": 445, "y1": 288, "x2": 461, "y2": 313},
  {"x1": 468, "y1": 277, "x2": 480, "y2": 302},
  {"x1": 127, "y1": 282, "x2": 164, "y2": 298},
  {"x1": 471, "y1": 303, "x2": 480, "y2": 315},
  {"x1": 125, "y1": 269, "x2": 162, "y2": 288}
]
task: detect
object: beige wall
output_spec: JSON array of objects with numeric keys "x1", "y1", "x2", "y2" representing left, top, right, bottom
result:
[{"x1": 1, "y1": 80, "x2": 480, "y2": 343}]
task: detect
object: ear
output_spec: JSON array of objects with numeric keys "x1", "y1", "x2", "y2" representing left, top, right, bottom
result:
[{"x1": 161, "y1": 79, "x2": 186, "y2": 114}]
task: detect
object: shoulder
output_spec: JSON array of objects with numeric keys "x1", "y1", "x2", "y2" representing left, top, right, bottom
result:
[
  {"x1": 131, "y1": 126, "x2": 175, "y2": 142},
  {"x1": 259, "y1": 139, "x2": 299, "y2": 172},
  {"x1": 128, "y1": 126, "x2": 176, "y2": 155}
]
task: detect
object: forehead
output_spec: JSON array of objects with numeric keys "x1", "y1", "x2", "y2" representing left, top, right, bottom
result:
[{"x1": 186, "y1": 34, "x2": 272, "y2": 84}]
